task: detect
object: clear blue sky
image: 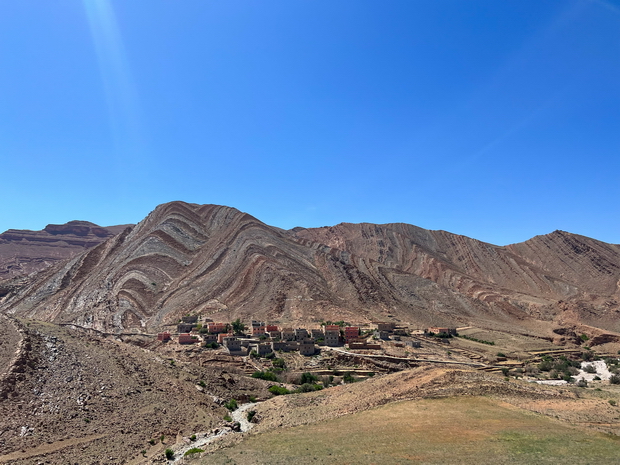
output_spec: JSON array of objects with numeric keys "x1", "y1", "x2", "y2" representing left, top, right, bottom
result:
[{"x1": 1, "y1": 0, "x2": 618, "y2": 245}]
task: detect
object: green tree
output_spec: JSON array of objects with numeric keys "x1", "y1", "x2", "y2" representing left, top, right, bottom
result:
[{"x1": 231, "y1": 318, "x2": 246, "y2": 335}]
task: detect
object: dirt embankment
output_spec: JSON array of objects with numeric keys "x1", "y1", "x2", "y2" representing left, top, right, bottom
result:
[{"x1": 0, "y1": 314, "x2": 28, "y2": 400}]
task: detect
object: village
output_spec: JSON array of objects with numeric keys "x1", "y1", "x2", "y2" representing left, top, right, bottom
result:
[
  {"x1": 153, "y1": 316, "x2": 620, "y2": 389},
  {"x1": 155, "y1": 316, "x2": 441, "y2": 357}
]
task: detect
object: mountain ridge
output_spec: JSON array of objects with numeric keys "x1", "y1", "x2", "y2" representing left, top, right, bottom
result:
[{"x1": 1, "y1": 201, "x2": 618, "y2": 337}]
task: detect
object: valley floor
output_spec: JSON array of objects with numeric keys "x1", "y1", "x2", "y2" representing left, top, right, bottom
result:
[{"x1": 202, "y1": 396, "x2": 620, "y2": 465}]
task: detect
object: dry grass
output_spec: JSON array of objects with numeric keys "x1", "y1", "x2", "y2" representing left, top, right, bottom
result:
[{"x1": 200, "y1": 396, "x2": 620, "y2": 464}]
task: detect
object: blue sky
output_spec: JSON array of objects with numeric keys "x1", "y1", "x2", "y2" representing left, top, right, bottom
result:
[{"x1": 1, "y1": 0, "x2": 618, "y2": 245}]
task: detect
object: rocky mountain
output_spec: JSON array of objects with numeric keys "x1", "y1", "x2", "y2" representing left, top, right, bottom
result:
[
  {"x1": 0, "y1": 220, "x2": 131, "y2": 281},
  {"x1": 1, "y1": 201, "x2": 619, "y2": 335}
]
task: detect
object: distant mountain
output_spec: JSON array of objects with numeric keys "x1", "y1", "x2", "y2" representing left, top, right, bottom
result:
[
  {"x1": 1, "y1": 202, "x2": 619, "y2": 335},
  {"x1": 0, "y1": 220, "x2": 131, "y2": 282}
]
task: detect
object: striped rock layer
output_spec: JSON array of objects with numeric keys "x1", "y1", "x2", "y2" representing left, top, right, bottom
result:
[{"x1": 2, "y1": 202, "x2": 619, "y2": 334}]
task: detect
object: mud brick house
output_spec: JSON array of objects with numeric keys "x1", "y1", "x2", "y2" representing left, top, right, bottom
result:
[
  {"x1": 202, "y1": 333, "x2": 217, "y2": 344},
  {"x1": 324, "y1": 325, "x2": 340, "y2": 346},
  {"x1": 299, "y1": 339, "x2": 316, "y2": 356},
  {"x1": 157, "y1": 332, "x2": 171, "y2": 342},
  {"x1": 178, "y1": 333, "x2": 198, "y2": 344},
  {"x1": 267, "y1": 329, "x2": 281, "y2": 340},
  {"x1": 281, "y1": 328, "x2": 295, "y2": 341},
  {"x1": 177, "y1": 323, "x2": 195, "y2": 333},
  {"x1": 427, "y1": 327, "x2": 457, "y2": 336},
  {"x1": 375, "y1": 322, "x2": 395, "y2": 332},
  {"x1": 251, "y1": 342, "x2": 273, "y2": 357},
  {"x1": 207, "y1": 322, "x2": 228, "y2": 334},
  {"x1": 271, "y1": 341, "x2": 289, "y2": 351},
  {"x1": 311, "y1": 328, "x2": 324, "y2": 339},
  {"x1": 223, "y1": 336, "x2": 242, "y2": 353}
]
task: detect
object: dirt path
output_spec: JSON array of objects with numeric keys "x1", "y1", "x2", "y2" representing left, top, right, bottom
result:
[
  {"x1": 169, "y1": 402, "x2": 258, "y2": 463},
  {"x1": 0, "y1": 434, "x2": 107, "y2": 462}
]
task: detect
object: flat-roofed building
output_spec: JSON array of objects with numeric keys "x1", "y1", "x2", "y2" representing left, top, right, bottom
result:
[
  {"x1": 207, "y1": 322, "x2": 228, "y2": 334},
  {"x1": 324, "y1": 325, "x2": 340, "y2": 346},
  {"x1": 299, "y1": 339, "x2": 316, "y2": 356},
  {"x1": 252, "y1": 325, "x2": 266, "y2": 336},
  {"x1": 344, "y1": 326, "x2": 360, "y2": 342},
  {"x1": 223, "y1": 336, "x2": 242, "y2": 353},
  {"x1": 178, "y1": 333, "x2": 198, "y2": 344},
  {"x1": 281, "y1": 328, "x2": 295, "y2": 341},
  {"x1": 250, "y1": 342, "x2": 273, "y2": 357}
]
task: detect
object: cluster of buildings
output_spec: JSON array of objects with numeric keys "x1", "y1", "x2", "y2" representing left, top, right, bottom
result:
[{"x1": 157, "y1": 317, "x2": 414, "y2": 356}]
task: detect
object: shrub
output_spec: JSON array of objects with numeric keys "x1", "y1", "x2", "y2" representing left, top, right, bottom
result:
[
  {"x1": 296, "y1": 383, "x2": 318, "y2": 393},
  {"x1": 198, "y1": 380, "x2": 206, "y2": 387},
  {"x1": 343, "y1": 372, "x2": 355, "y2": 383},
  {"x1": 576, "y1": 379, "x2": 588, "y2": 388},
  {"x1": 252, "y1": 371, "x2": 278, "y2": 382},
  {"x1": 609, "y1": 399, "x2": 617, "y2": 407},
  {"x1": 224, "y1": 399, "x2": 238, "y2": 411},
  {"x1": 149, "y1": 439, "x2": 156, "y2": 445},
  {"x1": 160, "y1": 435, "x2": 165, "y2": 443},
  {"x1": 580, "y1": 334, "x2": 589, "y2": 342},
  {"x1": 223, "y1": 414, "x2": 232, "y2": 421},
  {"x1": 582, "y1": 351, "x2": 594, "y2": 361},
  {"x1": 165, "y1": 449, "x2": 174, "y2": 460},
  {"x1": 249, "y1": 395, "x2": 257, "y2": 402},
  {"x1": 300, "y1": 372, "x2": 318, "y2": 384},
  {"x1": 610, "y1": 374, "x2": 620, "y2": 385},
  {"x1": 497, "y1": 352, "x2": 506, "y2": 357},
  {"x1": 501, "y1": 367, "x2": 509, "y2": 376},
  {"x1": 268, "y1": 385, "x2": 291, "y2": 396},
  {"x1": 184, "y1": 448, "x2": 204, "y2": 456},
  {"x1": 272, "y1": 358, "x2": 286, "y2": 368},
  {"x1": 584, "y1": 364, "x2": 597, "y2": 374},
  {"x1": 190, "y1": 434, "x2": 196, "y2": 441},
  {"x1": 539, "y1": 361, "x2": 552, "y2": 372},
  {"x1": 458, "y1": 334, "x2": 494, "y2": 345},
  {"x1": 205, "y1": 342, "x2": 219, "y2": 349},
  {"x1": 594, "y1": 376, "x2": 601, "y2": 380},
  {"x1": 247, "y1": 410, "x2": 256, "y2": 422}
]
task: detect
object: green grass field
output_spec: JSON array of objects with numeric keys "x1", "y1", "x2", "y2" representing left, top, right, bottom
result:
[{"x1": 201, "y1": 396, "x2": 620, "y2": 464}]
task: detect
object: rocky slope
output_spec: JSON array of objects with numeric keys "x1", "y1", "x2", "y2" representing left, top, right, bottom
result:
[
  {"x1": 0, "y1": 318, "x2": 268, "y2": 464},
  {"x1": 294, "y1": 223, "x2": 620, "y2": 329},
  {"x1": 1, "y1": 201, "x2": 619, "y2": 334},
  {"x1": 0, "y1": 220, "x2": 131, "y2": 282}
]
